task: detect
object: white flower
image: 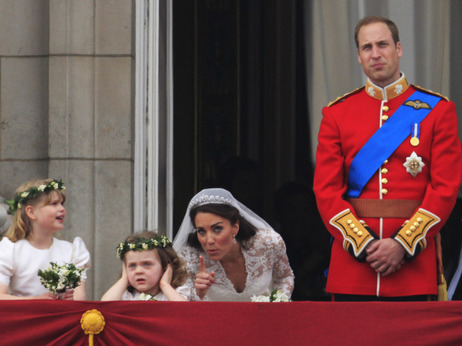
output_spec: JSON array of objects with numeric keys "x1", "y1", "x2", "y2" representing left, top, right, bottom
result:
[
  {"x1": 21, "y1": 192, "x2": 29, "y2": 198},
  {"x1": 37, "y1": 262, "x2": 84, "y2": 294},
  {"x1": 138, "y1": 293, "x2": 156, "y2": 301},
  {"x1": 272, "y1": 290, "x2": 290, "y2": 302},
  {"x1": 251, "y1": 295, "x2": 271, "y2": 302},
  {"x1": 142, "y1": 243, "x2": 149, "y2": 250},
  {"x1": 37, "y1": 185, "x2": 46, "y2": 192}
]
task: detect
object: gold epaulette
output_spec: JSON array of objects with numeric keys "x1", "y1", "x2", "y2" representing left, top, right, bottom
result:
[
  {"x1": 327, "y1": 87, "x2": 364, "y2": 107},
  {"x1": 329, "y1": 209, "x2": 374, "y2": 257},
  {"x1": 394, "y1": 209, "x2": 440, "y2": 256},
  {"x1": 412, "y1": 84, "x2": 449, "y2": 102}
]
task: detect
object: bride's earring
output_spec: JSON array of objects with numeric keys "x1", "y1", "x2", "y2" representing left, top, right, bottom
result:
[{"x1": 232, "y1": 234, "x2": 237, "y2": 244}]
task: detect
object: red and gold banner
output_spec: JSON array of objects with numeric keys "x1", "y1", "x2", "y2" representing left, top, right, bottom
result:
[{"x1": 0, "y1": 300, "x2": 461, "y2": 345}]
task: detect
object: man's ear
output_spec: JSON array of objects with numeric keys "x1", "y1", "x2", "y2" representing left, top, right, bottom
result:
[{"x1": 396, "y1": 41, "x2": 403, "y2": 58}]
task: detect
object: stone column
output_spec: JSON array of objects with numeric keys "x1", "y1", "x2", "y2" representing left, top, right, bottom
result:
[{"x1": 48, "y1": 0, "x2": 134, "y2": 299}]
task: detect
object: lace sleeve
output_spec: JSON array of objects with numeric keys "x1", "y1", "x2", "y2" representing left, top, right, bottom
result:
[
  {"x1": 270, "y1": 231, "x2": 295, "y2": 298},
  {"x1": 178, "y1": 246, "x2": 203, "y2": 301}
]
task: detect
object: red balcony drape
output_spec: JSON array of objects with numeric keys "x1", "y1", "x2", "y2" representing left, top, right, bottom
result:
[{"x1": 0, "y1": 300, "x2": 461, "y2": 345}]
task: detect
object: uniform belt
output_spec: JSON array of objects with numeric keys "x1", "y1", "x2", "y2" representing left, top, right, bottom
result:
[{"x1": 346, "y1": 198, "x2": 421, "y2": 218}]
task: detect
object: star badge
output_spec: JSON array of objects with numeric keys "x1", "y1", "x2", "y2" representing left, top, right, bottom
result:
[{"x1": 403, "y1": 151, "x2": 425, "y2": 178}]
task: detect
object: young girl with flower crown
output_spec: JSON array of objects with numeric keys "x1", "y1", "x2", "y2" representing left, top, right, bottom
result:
[
  {"x1": 0, "y1": 178, "x2": 90, "y2": 300},
  {"x1": 101, "y1": 231, "x2": 190, "y2": 301}
]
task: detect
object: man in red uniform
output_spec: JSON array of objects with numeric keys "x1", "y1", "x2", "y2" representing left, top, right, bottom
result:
[{"x1": 314, "y1": 16, "x2": 462, "y2": 301}]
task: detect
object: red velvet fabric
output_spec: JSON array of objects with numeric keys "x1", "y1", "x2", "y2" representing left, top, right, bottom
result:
[{"x1": 0, "y1": 301, "x2": 461, "y2": 345}]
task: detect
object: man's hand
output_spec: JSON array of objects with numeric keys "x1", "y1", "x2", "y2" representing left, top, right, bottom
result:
[{"x1": 366, "y1": 239, "x2": 405, "y2": 276}]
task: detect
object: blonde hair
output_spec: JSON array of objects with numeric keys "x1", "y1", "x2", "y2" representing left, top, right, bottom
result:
[{"x1": 5, "y1": 178, "x2": 66, "y2": 242}]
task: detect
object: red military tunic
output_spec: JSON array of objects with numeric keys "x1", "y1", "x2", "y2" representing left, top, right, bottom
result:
[{"x1": 314, "y1": 74, "x2": 462, "y2": 297}]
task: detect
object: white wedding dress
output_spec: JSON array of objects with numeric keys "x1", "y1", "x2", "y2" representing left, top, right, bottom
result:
[{"x1": 179, "y1": 228, "x2": 294, "y2": 301}]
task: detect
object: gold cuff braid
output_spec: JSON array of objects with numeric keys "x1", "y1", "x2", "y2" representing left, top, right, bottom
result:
[
  {"x1": 394, "y1": 208, "x2": 440, "y2": 256},
  {"x1": 330, "y1": 209, "x2": 374, "y2": 257}
]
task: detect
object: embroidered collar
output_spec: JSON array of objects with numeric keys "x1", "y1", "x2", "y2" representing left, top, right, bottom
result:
[{"x1": 365, "y1": 73, "x2": 410, "y2": 101}]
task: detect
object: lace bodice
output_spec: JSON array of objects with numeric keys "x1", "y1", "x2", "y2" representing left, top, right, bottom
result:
[{"x1": 179, "y1": 228, "x2": 294, "y2": 301}]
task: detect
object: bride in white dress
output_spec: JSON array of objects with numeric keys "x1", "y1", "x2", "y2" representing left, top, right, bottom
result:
[{"x1": 174, "y1": 188, "x2": 294, "y2": 301}]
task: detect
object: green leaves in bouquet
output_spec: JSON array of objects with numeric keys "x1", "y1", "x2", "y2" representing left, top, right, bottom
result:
[{"x1": 37, "y1": 262, "x2": 84, "y2": 294}]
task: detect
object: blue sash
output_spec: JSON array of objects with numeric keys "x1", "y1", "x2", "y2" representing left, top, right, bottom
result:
[{"x1": 346, "y1": 90, "x2": 441, "y2": 198}]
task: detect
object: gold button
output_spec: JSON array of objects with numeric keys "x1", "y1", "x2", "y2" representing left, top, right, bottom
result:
[
  {"x1": 382, "y1": 115, "x2": 389, "y2": 121},
  {"x1": 410, "y1": 226, "x2": 416, "y2": 231},
  {"x1": 346, "y1": 219, "x2": 352, "y2": 224},
  {"x1": 384, "y1": 160, "x2": 389, "y2": 164},
  {"x1": 381, "y1": 178, "x2": 388, "y2": 184},
  {"x1": 353, "y1": 228, "x2": 358, "y2": 233},
  {"x1": 417, "y1": 217, "x2": 423, "y2": 223},
  {"x1": 381, "y1": 188, "x2": 388, "y2": 195},
  {"x1": 382, "y1": 105, "x2": 389, "y2": 111},
  {"x1": 406, "y1": 230, "x2": 412, "y2": 236},
  {"x1": 357, "y1": 231, "x2": 363, "y2": 237},
  {"x1": 381, "y1": 168, "x2": 388, "y2": 174},
  {"x1": 349, "y1": 224, "x2": 356, "y2": 229},
  {"x1": 413, "y1": 222, "x2": 419, "y2": 227}
]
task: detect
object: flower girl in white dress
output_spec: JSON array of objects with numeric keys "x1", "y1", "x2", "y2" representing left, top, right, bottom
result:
[
  {"x1": 101, "y1": 231, "x2": 190, "y2": 301},
  {"x1": 0, "y1": 178, "x2": 90, "y2": 300}
]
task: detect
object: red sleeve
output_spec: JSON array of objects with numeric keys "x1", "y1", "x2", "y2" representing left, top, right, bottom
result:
[{"x1": 314, "y1": 106, "x2": 376, "y2": 258}]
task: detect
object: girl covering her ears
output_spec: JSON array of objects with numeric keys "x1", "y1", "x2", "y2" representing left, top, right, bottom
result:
[
  {"x1": 0, "y1": 178, "x2": 90, "y2": 300},
  {"x1": 101, "y1": 231, "x2": 190, "y2": 301}
]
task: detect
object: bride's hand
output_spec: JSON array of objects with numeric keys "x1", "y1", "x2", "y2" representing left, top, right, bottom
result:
[{"x1": 195, "y1": 255, "x2": 215, "y2": 300}]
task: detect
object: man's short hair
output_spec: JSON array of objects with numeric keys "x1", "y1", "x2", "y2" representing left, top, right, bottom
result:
[{"x1": 354, "y1": 16, "x2": 400, "y2": 48}]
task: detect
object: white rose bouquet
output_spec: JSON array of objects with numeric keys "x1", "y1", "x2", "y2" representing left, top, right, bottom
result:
[
  {"x1": 251, "y1": 289, "x2": 290, "y2": 302},
  {"x1": 37, "y1": 262, "x2": 84, "y2": 295},
  {"x1": 137, "y1": 292, "x2": 157, "y2": 301}
]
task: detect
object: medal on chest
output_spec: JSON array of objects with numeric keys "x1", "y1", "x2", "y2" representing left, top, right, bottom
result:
[
  {"x1": 403, "y1": 151, "x2": 425, "y2": 177},
  {"x1": 410, "y1": 122, "x2": 420, "y2": 146}
]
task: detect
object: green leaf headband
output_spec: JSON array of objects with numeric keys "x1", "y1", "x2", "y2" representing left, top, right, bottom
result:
[
  {"x1": 116, "y1": 235, "x2": 173, "y2": 259},
  {"x1": 7, "y1": 179, "x2": 66, "y2": 214}
]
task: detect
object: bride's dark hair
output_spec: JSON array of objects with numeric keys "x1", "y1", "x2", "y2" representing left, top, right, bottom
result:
[{"x1": 187, "y1": 203, "x2": 257, "y2": 251}]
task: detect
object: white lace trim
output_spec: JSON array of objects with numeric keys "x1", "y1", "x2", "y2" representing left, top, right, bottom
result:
[{"x1": 179, "y1": 228, "x2": 294, "y2": 302}]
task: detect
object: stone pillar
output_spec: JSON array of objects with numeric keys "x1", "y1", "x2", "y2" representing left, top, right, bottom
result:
[
  {"x1": 48, "y1": 0, "x2": 134, "y2": 299},
  {"x1": 0, "y1": 0, "x2": 50, "y2": 194},
  {"x1": 0, "y1": 1, "x2": 135, "y2": 300}
]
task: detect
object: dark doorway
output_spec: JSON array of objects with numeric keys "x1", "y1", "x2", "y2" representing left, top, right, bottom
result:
[{"x1": 173, "y1": 0, "x2": 311, "y2": 227}]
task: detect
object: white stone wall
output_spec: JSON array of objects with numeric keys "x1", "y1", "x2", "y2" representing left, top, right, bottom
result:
[{"x1": 0, "y1": 0, "x2": 135, "y2": 299}]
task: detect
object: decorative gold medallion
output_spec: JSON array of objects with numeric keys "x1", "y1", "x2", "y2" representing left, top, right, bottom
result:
[
  {"x1": 410, "y1": 137, "x2": 420, "y2": 146},
  {"x1": 403, "y1": 151, "x2": 425, "y2": 177}
]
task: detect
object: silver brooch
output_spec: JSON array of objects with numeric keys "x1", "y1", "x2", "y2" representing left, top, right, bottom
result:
[{"x1": 403, "y1": 151, "x2": 425, "y2": 178}]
